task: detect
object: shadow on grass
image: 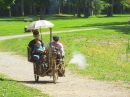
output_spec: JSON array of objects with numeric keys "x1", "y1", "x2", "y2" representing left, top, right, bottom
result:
[
  {"x1": 0, "y1": 17, "x2": 24, "y2": 22},
  {"x1": 0, "y1": 14, "x2": 129, "y2": 21},
  {"x1": 64, "y1": 21, "x2": 127, "y2": 28},
  {"x1": 0, "y1": 16, "x2": 37, "y2": 22},
  {"x1": 64, "y1": 21, "x2": 130, "y2": 34},
  {"x1": 48, "y1": 14, "x2": 130, "y2": 20},
  {"x1": 102, "y1": 25, "x2": 130, "y2": 34},
  {"x1": 97, "y1": 15, "x2": 130, "y2": 18}
]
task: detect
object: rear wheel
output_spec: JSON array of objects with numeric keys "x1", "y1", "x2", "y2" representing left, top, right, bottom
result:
[{"x1": 34, "y1": 75, "x2": 39, "y2": 82}]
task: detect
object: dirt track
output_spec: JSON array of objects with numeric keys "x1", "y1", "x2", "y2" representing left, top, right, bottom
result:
[
  {"x1": 0, "y1": 52, "x2": 130, "y2": 97},
  {"x1": 0, "y1": 28, "x2": 99, "y2": 40}
]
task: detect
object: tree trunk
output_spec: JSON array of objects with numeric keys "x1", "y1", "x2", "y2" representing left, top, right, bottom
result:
[
  {"x1": 122, "y1": 5, "x2": 125, "y2": 14},
  {"x1": 84, "y1": 0, "x2": 89, "y2": 18},
  {"x1": 107, "y1": 0, "x2": 113, "y2": 17},
  {"x1": 84, "y1": 5, "x2": 89, "y2": 18},
  {"x1": 40, "y1": 6, "x2": 43, "y2": 20},
  {"x1": 9, "y1": 7, "x2": 11, "y2": 18},
  {"x1": 77, "y1": 7, "x2": 81, "y2": 17},
  {"x1": 29, "y1": 3, "x2": 32, "y2": 15},
  {"x1": 84, "y1": 6, "x2": 88, "y2": 18},
  {"x1": 73, "y1": 6, "x2": 76, "y2": 16},
  {"x1": 61, "y1": 0, "x2": 63, "y2": 13},
  {"x1": 58, "y1": 0, "x2": 61, "y2": 14},
  {"x1": 77, "y1": 0, "x2": 81, "y2": 17},
  {"x1": 33, "y1": 3, "x2": 36, "y2": 15},
  {"x1": 90, "y1": 0, "x2": 94, "y2": 16},
  {"x1": 21, "y1": 0, "x2": 24, "y2": 16},
  {"x1": 44, "y1": 7, "x2": 46, "y2": 15},
  {"x1": 15, "y1": 2, "x2": 19, "y2": 16},
  {"x1": 67, "y1": 0, "x2": 70, "y2": 14}
]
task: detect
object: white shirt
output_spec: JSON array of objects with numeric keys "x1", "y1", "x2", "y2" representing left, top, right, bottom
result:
[{"x1": 49, "y1": 41, "x2": 65, "y2": 56}]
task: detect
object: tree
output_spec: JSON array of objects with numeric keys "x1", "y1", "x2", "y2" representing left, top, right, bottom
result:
[
  {"x1": 83, "y1": 0, "x2": 95, "y2": 17},
  {"x1": 21, "y1": 0, "x2": 24, "y2": 16},
  {"x1": 36, "y1": 0, "x2": 50, "y2": 19},
  {"x1": 102, "y1": 0, "x2": 114, "y2": 17},
  {"x1": 89, "y1": 0, "x2": 95, "y2": 16},
  {"x1": 77, "y1": 0, "x2": 82, "y2": 17},
  {"x1": 94, "y1": 0, "x2": 105, "y2": 15},
  {"x1": 0, "y1": 0, "x2": 15, "y2": 8},
  {"x1": 0, "y1": 0, "x2": 15, "y2": 17},
  {"x1": 120, "y1": 0, "x2": 130, "y2": 13},
  {"x1": 70, "y1": 0, "x2": 78, "y2": 16},
  {"x1": 8, "y1": 6, "x2": 11, "y2": 17},
  {"x1": 25, "y1": 0, "x2": 35, "y2": 15},
  {"x1": 83, "y1": 0, "x2": 89, "y2": 18},
  {"x1": 107, "y1": 0, "x2": 114, "y2": 17}
]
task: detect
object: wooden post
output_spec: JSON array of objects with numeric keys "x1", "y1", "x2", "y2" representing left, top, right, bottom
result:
[{"x1": 49, "y1": 27, "x2": 52, "y2": 67}]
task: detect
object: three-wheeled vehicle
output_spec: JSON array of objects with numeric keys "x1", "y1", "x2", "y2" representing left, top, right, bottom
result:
[{"x1": 27, "y1": 20, "x2": 65, "y2": 84}]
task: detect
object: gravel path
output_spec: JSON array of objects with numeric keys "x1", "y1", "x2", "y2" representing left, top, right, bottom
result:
[
  {"x1": 0, "y1": 28, "x2": 99, "y2": 40},
  {"x1": 0, "y1": 52, "x2": 130, "y2": 97}
]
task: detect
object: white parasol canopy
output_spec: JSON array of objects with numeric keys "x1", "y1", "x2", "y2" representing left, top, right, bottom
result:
[{"x1": 27, "y1": 20, "x2": 54, "y2": 30}]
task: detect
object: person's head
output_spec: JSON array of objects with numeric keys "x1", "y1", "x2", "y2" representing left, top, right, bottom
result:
[
  {"x1": 36, "y1": 40, "x2": 41, "y2": 47},
  {"x1": 33, "y1": 30, "x2": 40, "y2": 40},
  {"x1": 53, "y1": 35, "x2": 59, "y2": 42}
]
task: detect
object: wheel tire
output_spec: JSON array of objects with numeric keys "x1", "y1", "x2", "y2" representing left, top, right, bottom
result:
[
  {"x1": 53, "y1": 72, "x2": 58, "y2": 84},
  {"x1": 34, "y1": 75, "x2": 39, "y2": 82}
]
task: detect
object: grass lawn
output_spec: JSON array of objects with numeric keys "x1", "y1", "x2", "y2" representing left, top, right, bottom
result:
[
  {"x1": 0, "y1": 14, "x2": 129, "y2": 36},
  {"x1": 0, "y1": 14, "x2": 130, "y2": 96},
  {"x1": 0, "y1": 74, "x2": 49, "y2": 97},
  {"x1": 0, "y1": 28, "x2": 130, "y2": 81}
]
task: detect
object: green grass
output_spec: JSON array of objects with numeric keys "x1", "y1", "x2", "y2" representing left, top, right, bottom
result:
[
  {"x1": 0, "y1": 14, "x2": 130, "y2": 96},
  {"x1": 0, "y1": 28, "x2": 130, "y2": 81},
  {"x1": 0, "y1": 15, "x2": 130, "y2": 81},
  {"x1": 0, "y1": 14, "x2": 130, "y2": 36},
  {"x1": 0, "y1": 74, "x2": 49, "y2": 97}
]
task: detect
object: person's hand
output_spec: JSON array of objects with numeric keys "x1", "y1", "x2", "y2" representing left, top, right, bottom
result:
[
  {"x1": 43, "y1": 50, "x2": 46, "y2": 53},
  {"x1": 40, "y1": 49, "x2": 46, "y2": 53}
]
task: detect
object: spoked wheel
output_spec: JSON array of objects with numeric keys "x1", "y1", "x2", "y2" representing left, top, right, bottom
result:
[
  {"x1": 34, "y1": 75, "x2": 39, "y2": 82},
  {"x1": 53, "y1": 72, "x2": 58, "y2": 84}
]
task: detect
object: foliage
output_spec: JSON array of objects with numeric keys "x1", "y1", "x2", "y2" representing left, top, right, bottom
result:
[
  {"x1": 94, "y1": 0, "x2": 106, "y2": 15},
  {"x1": 120, "y1": 0, "x2": 130, "y2": 8},
  {"x1": 0, "y1": 0, "x2": 15, "y2": 9},
  {"x1": 0, "y1": 0, "x2": 130, "y2": 17}
]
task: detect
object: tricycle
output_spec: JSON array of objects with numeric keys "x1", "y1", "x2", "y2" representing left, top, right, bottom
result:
[
  {"x1": 27, "y1": 20, "x2": 65, "y2": 84},
  {"x1": 31, "y1": 46, "x2": 65, "y2": 84}
]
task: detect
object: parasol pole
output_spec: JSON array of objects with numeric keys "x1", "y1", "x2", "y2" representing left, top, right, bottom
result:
[
  {"x1": 49, "y1": 27, "x2": 52, "y2": 67},
  {"x1": 50, "y1": 27, "x2": 52, "y2": 44},
  {"x1": 40, "y1": 26, "x2": 42, "y2": 40}
]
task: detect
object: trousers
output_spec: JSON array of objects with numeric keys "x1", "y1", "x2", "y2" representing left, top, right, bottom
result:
[{"x1": 32, "y1": 55, "x2": 40, "y2": 65}]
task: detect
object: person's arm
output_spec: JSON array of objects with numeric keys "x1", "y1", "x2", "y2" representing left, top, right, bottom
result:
[
  {"x1": 36, "y1": 49, "x2": 43, "y2": 52},
  {"x1": 39, "y1": 40, "x2": 46, "y2": 52},
  {"x1": 28, "y1": 47, "x2": 32, "y2": 61},
  {"x1": 36, "y1": 46, "x2": 45, "y2": 53},
  {"x1": 28, "y1": 40, "x2": 33, "y2": 61},
  {"x1": 60, "y1": 43, "x2": 65, "y2": 57}
]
